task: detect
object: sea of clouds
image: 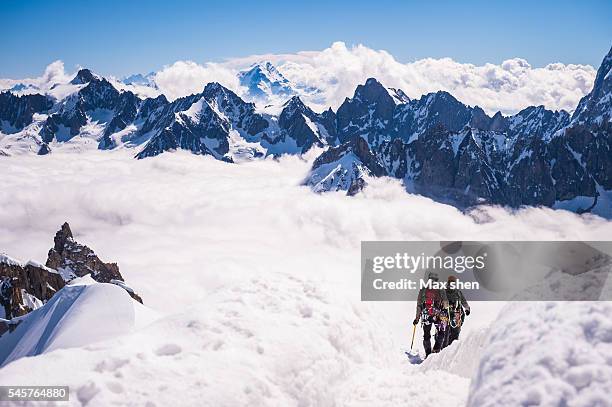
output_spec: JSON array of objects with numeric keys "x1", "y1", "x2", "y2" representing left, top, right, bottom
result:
[
  {"x1": 1, "y1": 42, "x2": 597, "y2": 115},
  {"x1": 1, "y1": 149, "x2": 610, "y2": 315}
]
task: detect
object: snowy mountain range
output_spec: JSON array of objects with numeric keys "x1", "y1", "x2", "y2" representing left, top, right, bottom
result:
[{"x1": 1, "y1": 47, "x2": 611, "y2": 216}]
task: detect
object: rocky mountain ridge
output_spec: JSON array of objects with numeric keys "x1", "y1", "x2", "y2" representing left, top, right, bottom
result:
[
  {"x1": 1, "y1": 223, "x2": 142, "y2": 323},
  {"x1": 305, "y1": 47, "x2": 611, "y2": 215},
  {"x1": 0, "y1": 47, "x2": 610, "y2": 215}
]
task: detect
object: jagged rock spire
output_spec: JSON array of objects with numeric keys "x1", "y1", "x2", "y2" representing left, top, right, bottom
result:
[
  {"x1": 53, "y1": 222, "x2": 73, "y2": 253},
  {"x1": 70, "y1": 68, "x2": 97, "y2": 85},
  {"x1": 47, "y1": 222, "x2": 123, "y2": 283}
]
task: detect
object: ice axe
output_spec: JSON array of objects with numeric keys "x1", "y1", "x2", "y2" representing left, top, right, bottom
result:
[{"x1": 410, "y1": 323, "x2": 417, "y2": 351}]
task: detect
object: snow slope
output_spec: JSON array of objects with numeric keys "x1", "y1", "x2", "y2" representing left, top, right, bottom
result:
[
  {"x1": 0, "y1": 150, "x2": 610, "y2": 406},
  {"x1": 468, "y1": 302, "x2": 612, "y2": 407},
  {"x1": 420, "y1": 324, "x2": 493, "y2": 379},
  {"x1": 0, "y1": 272, "x2": 470, "y2": 406},
  {"x1": 0, "y1": 276, "x2": 154, "y2": 368}
]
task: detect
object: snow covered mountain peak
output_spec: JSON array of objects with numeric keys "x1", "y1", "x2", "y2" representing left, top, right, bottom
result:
[
  {"x1": 282, "y1": 95, "x2": 308, "y2": 111},
  {"x1": 571, "y1": 45, "x2": 612, "y2": 126},
  {"x1": 202, "y1": 81, "x2": 231, "y2": 97},
  {"x1": 0, "y1": 222, "x2": 143, "y2": 326},
  {"x1": 238, "y1": 61, "x2": 295, "y2": 100},
  {"x1": 121, "y1": 72, "x2": 156, "y2": 87},
  {"x1": 353, "y1": 78, "x2": 394, "y2": 106},
  {"x1": 70, "y1": 68, "x2": 101, "y2": 85}
]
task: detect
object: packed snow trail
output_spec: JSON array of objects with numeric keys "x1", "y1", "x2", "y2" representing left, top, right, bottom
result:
[
  {"x1": 2, "y1": 272, "x2": 611, "y2": 406},
  {"x1": 0, "y1": 273, "x2": 472, "y2": 406}
]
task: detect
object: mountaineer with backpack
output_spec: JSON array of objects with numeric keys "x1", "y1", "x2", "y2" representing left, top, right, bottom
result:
[
  {"x1": 413, "y1": 272, "x2": 449, "y2": 358},
  {"x1": 445, "y1": 275, "x2": 470, "y2": 347}
]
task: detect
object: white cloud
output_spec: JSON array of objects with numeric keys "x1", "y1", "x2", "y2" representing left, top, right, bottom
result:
[
  {"x1": 266, "y1": 42, "x2": 597, "y2": 114},
  {"x1": 153, "y1": 60, "x2": 241, "y2": 101},
  {"x1": 146, "y1": 42, "x2": 596, "y2": 114},
  {"x1": 40, "y1": 60, "x2": 72, "y2": 85},
  {"x1": 144, "y1": 42, "x2": 597, "y2": 114},
  {"x1": 0, "y1": 60, "x2": 74, "y2": 95},
  {"x1": 0, "y1": 43, "x2": 598, "y2": 115}
]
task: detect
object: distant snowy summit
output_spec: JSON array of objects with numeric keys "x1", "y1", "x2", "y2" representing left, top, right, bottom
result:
[
  {"x1": 239, "y1": 62, "x2": 296, "y2": 100},
  {"x1": 115, "y1": 62, "x2": 314, "y2": 104},
  {"x1": 237, "y1": 61, "x2": 321, "y2": 106},
  {"x1": 0, "y1": 47, "x2": 611, "y2": 217},
  {"x1": 121, "y1": 72, "x2": 157, "y2": 87}
]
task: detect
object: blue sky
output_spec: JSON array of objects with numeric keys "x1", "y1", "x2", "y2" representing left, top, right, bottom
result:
[{"x1": 1, "y1": 0, "x2": 610, "y2": 78}]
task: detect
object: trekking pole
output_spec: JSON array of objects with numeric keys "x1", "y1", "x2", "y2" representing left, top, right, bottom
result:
[{"x1": 410, "y1": 323, "x2": 417, "y2": 351}]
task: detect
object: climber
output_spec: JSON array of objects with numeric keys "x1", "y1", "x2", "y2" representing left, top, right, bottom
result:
[
  {"x1": 413, "y1": 272, "x2": 448, "y2": 358},
  {"x1": 445, "y1": 275, "x2": 470, "y2": 347}
]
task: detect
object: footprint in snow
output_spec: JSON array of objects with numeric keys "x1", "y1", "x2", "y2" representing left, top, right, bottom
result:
[{"x1": 155, "y1": 343, "x2": 182, "y2": 356}]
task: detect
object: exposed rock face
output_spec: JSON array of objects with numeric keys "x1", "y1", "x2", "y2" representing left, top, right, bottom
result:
[
  {"x1": 306, "y1": 136, "x2": 386, "y2": 195},
  {"x1": 304, "y1": 47, "x2": 612, "y2": 213},
  {"x1": 46, "y1": 222, "x2": 123, "y2": 283},
  {"x1": 37, "y1": 143, "x2": 51, "y2": 155},
  {"x1": 41, "y1": 69, "x2": 140, "y2": 148},
  {"x1": 267, "y1": 96, "x2": 336, "y2": 154},
  {"x1": 70, "y1": 68, "x2": 98, "y2": 85},
  {"x1": 44, "y1": 222, "x2": 143, "y2": 304},
  {"x1": 388, "y1": 87, "x2": 410, "y2": 104},
  {"x1": 394, "y1": 91, "x2": 475, "y2": 140},
  {"x1": 572, "y1": 46, "x2": 612, "y2": 127},
  {"x1": 135, "y1": 82, "x2": 270, "y2": 160},
  {"x1": 0, "y1": 255, "x2": 65, "y2": 319},
  {"x1": 0, "y1": 92, "x2": 52, "y2": 131},
  {"x1": 1, "y1": 48, "x2": 610, "y2": 215},
  {"x1": 1, "y1": 223, "x2": 143, "y2": 319},
  {"x1": 560, "y1": 46, "x2": 612, "y2": 194},
  {"x1": 336, "y1": 78, "x2": 396, "y2": 146}
]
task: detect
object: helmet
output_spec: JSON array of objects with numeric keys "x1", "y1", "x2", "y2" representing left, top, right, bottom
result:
[{"x1": 427, "y1": 272, "x2": 439, "y2": 282}]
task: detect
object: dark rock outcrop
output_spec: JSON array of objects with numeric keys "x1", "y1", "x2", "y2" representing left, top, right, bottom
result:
[
  {"x1": 1, "y1": 222, "x2": 144, "y2": 319},
  {"x1": 571, "y1": 46, "x2": 612, "y2": 127},
  {"x1": 0, "y1": 92, "x2": 52, "y2": 131},
  {"x1": 271, "y1": 96, "x2": 332, "y2": 153},
  {"x1": 45, "y1": 222, "x2": 143, "y2": 303},
  {"x1": 70, "y1": 68, "x2": 97, "y2": 85},
  {"x1": 41, "y1": 69, "x2": 140, "y2": 147},
  {"x1": 0, "y1": 256, "x2": 65, "y2": 319},
  {"x1": 336, "y1": 78, "x2": 396, "y2": 146},
  {"x1": 46, "y1": 222, "x2": 123, "y2": 283},
  {"x1": 37, "y1": 143, "x2": 51, "y2": 155},
  {"x1": 136, "y1": 82, "x2": 269, "y2": 160}
]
